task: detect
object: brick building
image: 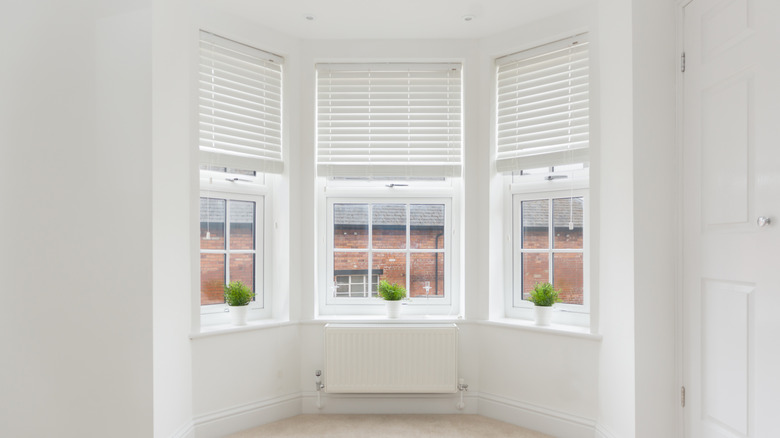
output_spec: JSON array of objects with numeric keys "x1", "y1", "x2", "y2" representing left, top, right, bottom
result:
[
  {"x1": 200, "y1": 198, "x2": 256, "y2": 305},
  {"x1": 520, "y1": 197, "x2": 584, "y2": 304},
  {"x1": 333, "y1": 203, "x2": 446, "y2": 299}
]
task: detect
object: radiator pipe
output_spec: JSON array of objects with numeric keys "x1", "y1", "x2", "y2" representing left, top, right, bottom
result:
[
  {"x1": 456, "y1": 378, "x2": 468, "y2": 410},
  {"x1": 315, "y1": 370, "x2": 324, "y2": 409}
]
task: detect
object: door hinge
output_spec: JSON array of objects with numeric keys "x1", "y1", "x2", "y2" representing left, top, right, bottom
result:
[
  {"x1": 681, "y1": 386, "x2": 686, "y2": 407},
  {"x1": 681, "y1": 52, "x2": 686, "y2": 73}
]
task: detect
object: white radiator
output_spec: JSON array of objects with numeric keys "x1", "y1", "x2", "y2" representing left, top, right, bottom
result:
[{"x1": 323, "y1": 323, "x2": 459, "y2": 393}]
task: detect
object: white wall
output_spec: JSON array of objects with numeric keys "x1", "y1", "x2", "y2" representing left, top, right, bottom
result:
[
  {"x1": 152, "y1": 0, "x2": 195, "y2": 435},
  {"x1": 631, "y1": 0, "x2": 678, "y2": 437},
  {"x1": 0, "y1": 1, "x2": 154, "y2": 437},
  {"x1": 596, "y1": 0, "x2": 637, "y2": 436}
]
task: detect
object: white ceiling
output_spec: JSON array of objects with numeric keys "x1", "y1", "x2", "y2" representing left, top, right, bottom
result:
[{"x1": 211, "y1": 0, "x2": 592, "y2": 40}]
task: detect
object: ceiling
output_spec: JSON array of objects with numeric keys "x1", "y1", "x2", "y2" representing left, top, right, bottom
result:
[{"x1": 210, "y1": 0, "x2": 592, "y2": 40}]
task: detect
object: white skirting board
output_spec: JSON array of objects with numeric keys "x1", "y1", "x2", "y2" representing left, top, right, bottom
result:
[
  {"x1": 190, "y1": 393, "x2": 301, "y2": 438},
  {"x1": 175, "y1": 392, "x2": 600, "y2": 438},
  {"x1": 594, "y1": 423, "x2": 619, "y2": 438},
  {"x1": 478, "y1": 393, "x2": 597, "y2": 438},
  {"x1": 168, "y1": 421, "x2": 194, "y2": 438},
  {"x1": 301, "y1": 391, "x2": 479, "y2": 414}
]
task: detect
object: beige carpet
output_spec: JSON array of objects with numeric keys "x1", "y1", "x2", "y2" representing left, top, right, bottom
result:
[{"x1": 226, "y1": 414, "x2": 554, "y2": 438}]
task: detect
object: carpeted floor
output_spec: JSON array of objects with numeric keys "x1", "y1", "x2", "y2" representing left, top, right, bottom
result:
[{"x1": 225, "y1": 414, "x2": 554, "y2": 438}]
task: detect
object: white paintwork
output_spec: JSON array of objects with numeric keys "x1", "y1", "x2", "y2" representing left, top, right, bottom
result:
[
  {"x1": 209, "y1": 0, "x2": 593, "y2": 40},
  {"x1": 683, "y1": 1, "x2": 780, "y2": 437},
  {"x1": 153, "y1": 0, "x2": 196, "y2": 436},
  {"x1": 0, "y1": 2, "x2": 154, "y2": 437}
]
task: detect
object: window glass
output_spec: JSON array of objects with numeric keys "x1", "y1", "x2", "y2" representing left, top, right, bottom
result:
[
  {"x1": 553, "y1": 197, "x2": 583, "y2": 249},
  {"x1": 199, "y1": 197, "x2": 259, "y2": 308},
  {"x1": 372, "y1": 204, "x2": 407, "y2": 249},
  {"x1": 522, "y1": 199, "x2": 548, "y2": 249},
  {"x1": 328, "y1": 200, "x2": 449, "y2": 303},
  {"x1": 334, "y1": 204, "x2": 368, "y2": 249}
]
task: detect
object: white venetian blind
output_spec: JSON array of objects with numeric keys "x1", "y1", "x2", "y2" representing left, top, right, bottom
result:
[
  {"x1": 495, "y1": 35, "x2": 589, "y2": 172},
  {"x1": 199, "y1": 31, "x2": 284, "y2": 173},
  {"x1": 317, "y1": 63, "x2": 462, "y2": 177}
]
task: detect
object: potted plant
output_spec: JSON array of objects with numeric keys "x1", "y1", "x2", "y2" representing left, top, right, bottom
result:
[
  {"x1": 377, "y1": 280, "x2": 407, "y2": 318},
  {"x1": 527, "y1": 282, "x2": 561, "y2": 326},
  {"x1": 224, "y1": 281, "x2": 255, "y2": 326}
]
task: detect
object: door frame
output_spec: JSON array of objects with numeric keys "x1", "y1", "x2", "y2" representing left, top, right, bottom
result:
[{"x1": 676, "y1": 1, "x2": 693, "y2": 437}]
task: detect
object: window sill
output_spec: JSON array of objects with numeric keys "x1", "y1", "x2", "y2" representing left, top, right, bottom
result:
[
  {"x1": 190, "y1": 319, "x2": 295, "y2": 340},
  {"x1": 302, "y1": 314, "x2": 464, "y2": 325},
  {"x1": 477, "y1": 318, "x2": 602, "y2": 341}
]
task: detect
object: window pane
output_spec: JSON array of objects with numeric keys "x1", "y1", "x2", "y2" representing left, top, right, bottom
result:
[
  {"x1": 334, "y1": 204, "x2": 368, "y2": 249},
  {"x1": 553, "y1": 253, "x2": 584, "y2": 305},
  {"x1": 333, "y1": 252, "x2": 368, "y2": 297},
  {"x1": 200, "y1": 198, "x2": 225, "y2": 250},
  {"x1": 229, "y1": 253, "x2": 255, "y2": 299},
  {"x1": 201, "y1": 253, "x2": 225, "y2": 305},
  {"x1": 373, "y1": 252, "x2": 407, "y2": 290},
  {"x1": 372, "y1": 204, "x2": 407, "y2": 249},
  {"x1": 230, "y1": 200, "x2": 256, "y2": 250},
  {"x1": 410, "y1": 204, "x2": 445, "y2": 249},
  {"x1": 522, "y1": 199, "x2": 548, "y2": 249},
  {"x1": 410, "y1": 253, "x2": 444, "y2": 297},
  {"x1": 522, "y1": 253, "x2": 549, "y2": 301},
  {"x1": 553, "y1": 197, "x2": 583, "y2": 249}
]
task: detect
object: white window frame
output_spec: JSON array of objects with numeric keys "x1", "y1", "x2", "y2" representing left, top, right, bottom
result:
[
  {"x1": 504, "y1": 173, "x2": 590, "y2": 326},
  {"x1": 199, "y1": 169, "x2": 272, "y2": 325},
  {"x1": 317, "y1": 178, "x2": 460, "y2": 317}
]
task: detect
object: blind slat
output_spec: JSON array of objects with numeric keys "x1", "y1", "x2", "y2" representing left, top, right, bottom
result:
[
  {"x1": 317, "y1": 63, "x2": 462, "y2": 178},
  {"x1": 199, "y1": 31, "x2": 283, "y2": 173},
  {"x1": 495, "y1": 35, "x2": 590, "y2": 172}
]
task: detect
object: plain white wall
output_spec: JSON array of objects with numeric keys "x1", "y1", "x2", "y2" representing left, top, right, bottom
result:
[
  {"x1": 596, "y1": 0, "x2": 637, "y2": 436},
  {"x1": 631, "y1": 0, "x2": 678, "y2": 437},
  {"x1": 0, "y1": 1, "x2": 154, "y2": 437},
  {"x1": 152, "y1": 0, "x2": 195, "y2": 435}
]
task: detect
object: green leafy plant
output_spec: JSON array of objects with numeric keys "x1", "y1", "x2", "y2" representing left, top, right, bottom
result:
[
  {"x1": 377, "y1": 280, "x2": 407, "y2": 301},
  {"x1": 223, "y1": 281, "x2": 255, "y2": 306},
  {"x1": 527, "y1": 282, "x2": 561, "y2": 307}
]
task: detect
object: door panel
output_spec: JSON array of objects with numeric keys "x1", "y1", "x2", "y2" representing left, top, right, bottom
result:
[{"x1": 683, "y1": 0, "x2": 780, "y2": 437}]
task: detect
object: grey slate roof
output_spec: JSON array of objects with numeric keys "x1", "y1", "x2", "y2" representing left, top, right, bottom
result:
[
  {"x1": 522, "y1": 197, "x2": 584, "y2": 228},
  {"x1": 200, "y1": 198, "x2": 254, "y2": 224},
  {"x1": 334, "y1": 204, "x2": 444, "y2": 227}
]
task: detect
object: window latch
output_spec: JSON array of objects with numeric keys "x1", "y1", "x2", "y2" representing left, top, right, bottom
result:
[
  {"x1": 385, "y1": 183, "x2": 409, "y2": 188},
  {"x1": 545, "y1": 175, "x2": 567, "y2": 181},
  {"x1": 226, "y1": 177, "x2": 253, "y2": 183}
]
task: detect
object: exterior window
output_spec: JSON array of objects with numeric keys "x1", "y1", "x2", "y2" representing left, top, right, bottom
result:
[
  {"x1": 199, "y1": 182, "x2": 265, "y2": 317},
  {"x1": 320, "y1": 189, "x2": 458, "y2": 316},
  {"x1": 514, "y1": 195, "x2": 584, "y2": 306},
  {"x1": 197, "y1": 31, "x2": 283, "y2": 325},
  {"x1": 334, "y1": 274, "x2": 380, "y2": 298},
  {"x1": 496, "y1": 34, "x2": 591, "y2": 324},
  {"x1": 328, "y1": 201, "x2": 448, "y2": 302}
]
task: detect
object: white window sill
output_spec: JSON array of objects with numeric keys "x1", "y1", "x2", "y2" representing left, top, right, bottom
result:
[
  {"x1": 477, "y1": 318, "x2": 602, "y2": 341},
  {"x1": 302, "y1": 314, "x2": 464, "y2": 325},
  {"x1": 190, "y1": 319, "x2": 295, "y2": 339}
]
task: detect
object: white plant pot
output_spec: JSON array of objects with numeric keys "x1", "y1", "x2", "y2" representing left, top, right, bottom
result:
[
  {"x1": 534, "y1": 305, "x2": 553, "y2": 326},
  {"x1": 385, "y1": 300, "x2": 402, "y2": 319},
  {"x1": 229, "y1": 305, "x2": 249, "y2": 326}
]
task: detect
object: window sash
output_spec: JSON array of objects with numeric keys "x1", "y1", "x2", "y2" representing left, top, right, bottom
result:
[
  {"x1": 510, "y1": 190, "x2": 589, "y2": 315},
  {"x1": 199, "y1": 31, "x2": 284, "y2": 174},
  {"x1": 495, "y1": 35, "x2": 590, "y2": 173},
  {"x1": 199, "y1": 191, "x2": 265, "y2": 315},
  {"x1": 317, "y1": 63, "x2": 463, "y2": 178},
  {"x1": 325, "y1": 198, "x2": 451, "y2": 307}
]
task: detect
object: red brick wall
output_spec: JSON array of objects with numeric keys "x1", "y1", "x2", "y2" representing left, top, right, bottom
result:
[
  {"x1": 200, "y1": 223, "x2": 255, "y2": 305},
  {"x1": 521, "y1": 227, "x2": 583, "y2": 305},
  {"x1": 334, "y1": 225, "x2": 445, "y2": 297}
]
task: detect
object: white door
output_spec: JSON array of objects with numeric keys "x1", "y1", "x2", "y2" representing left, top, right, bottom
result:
[{"x1": 683, "y1": 0, "x2": 780, "y2": 437}]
